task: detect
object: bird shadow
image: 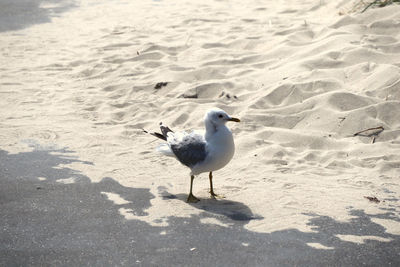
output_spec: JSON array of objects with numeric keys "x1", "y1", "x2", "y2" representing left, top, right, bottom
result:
[{"x1": 160, "y1": 191, "x2": 263, "y2": 224}]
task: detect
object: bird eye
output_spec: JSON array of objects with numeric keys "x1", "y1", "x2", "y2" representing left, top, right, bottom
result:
[{"x1": 218, "y1": 114, "x2": 223, "y2": 118}]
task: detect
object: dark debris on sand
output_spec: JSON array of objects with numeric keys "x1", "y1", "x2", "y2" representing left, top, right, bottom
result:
[
  {"x1": 364, "y1": 196, "x2": 381, "y2": 203},
  {"x1": 155, "y1": 82, "x2": 168, "y2": 89}
]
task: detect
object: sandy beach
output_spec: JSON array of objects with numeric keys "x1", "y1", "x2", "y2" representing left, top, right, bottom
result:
[{"x1": 1, "y1": 0, "x2": 400, "y2": 265}]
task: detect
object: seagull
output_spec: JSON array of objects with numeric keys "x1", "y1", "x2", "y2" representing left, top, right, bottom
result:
[{"x1": 146, "y1": 108, "x2": 240, "y2": 203}]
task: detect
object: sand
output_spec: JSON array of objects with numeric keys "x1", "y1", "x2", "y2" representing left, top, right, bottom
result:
[{"x1": 1, "y1": 0, "x2": 400, "y2": 264}]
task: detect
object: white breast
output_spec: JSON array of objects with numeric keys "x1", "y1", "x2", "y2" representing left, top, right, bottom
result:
[{"x1": 191, "y1": 125, "x2": 235, "y2": 175}]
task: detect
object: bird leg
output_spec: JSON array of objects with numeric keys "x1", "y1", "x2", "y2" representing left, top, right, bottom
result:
[
  {"x1": 187, "y1": 175, "x2": 200, "y2": 203},
  {"x1": 209, "y1": 172, "x2": 224, "y2": 198}
]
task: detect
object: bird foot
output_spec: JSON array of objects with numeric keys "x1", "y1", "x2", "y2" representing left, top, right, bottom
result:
[
  {"x1": 210, "y1": 192, "x2": 225, "y2": 199},
  {"x1": 187, "y1": 193, "x2": 200, "y2": 203}
]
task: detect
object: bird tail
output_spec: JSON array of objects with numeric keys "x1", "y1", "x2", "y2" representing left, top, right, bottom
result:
[
  {"x1": 156, "y1": 143, "x2": 175, "y2": 157},
  {"x1": 142, "y1": 123, "x2": 174, "y2": 141},
  {"x1": 143, "y1": 123, "x2": 175, "y2": 157}
]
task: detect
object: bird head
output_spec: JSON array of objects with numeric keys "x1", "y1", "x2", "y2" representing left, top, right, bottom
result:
[{"x1": 205, "y1": 108, "x2": 240, "y2": 127}]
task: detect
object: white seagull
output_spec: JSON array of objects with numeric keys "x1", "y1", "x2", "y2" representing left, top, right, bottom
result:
[{"x1": 146, "y1": 108, "x2": 240, "y2": 203}]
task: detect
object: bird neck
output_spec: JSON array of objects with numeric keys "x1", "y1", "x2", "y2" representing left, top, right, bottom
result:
[
  {"x1": 205, "y1": 119, "x2": 217, "y2": 138},
  {"x1": 205, "y1": 120, "x2": 227, "y2": 141}
]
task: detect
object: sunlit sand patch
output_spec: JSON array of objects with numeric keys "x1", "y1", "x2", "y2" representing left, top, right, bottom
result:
[
  {"x1": 101, "y1": 192, "x2": 131, "y2": 205},
  {"x1": 56, "y1": 177, "x2": 76, "y2": 184},
  {"x1": 306, "y1": 243, "x2": 334, "y2": 250},
  {"x1": 336, "y1": 234, "x2": 392, "y2": 244},
  {"x1": 370, "y1": 218, "x2": 400, "y2": 235},
  {"x1": 119, "y1": 207, "x2": 146, "y2": 221},
  {"x1": 245, "y1": 214, "x2": 317, "y2": 234},
  {"x1": 117, "y1": 189, "x2": 203, "y2": 227},
  {"x1": 199, "y1": 217, "x2": 231, "y2": 228}
]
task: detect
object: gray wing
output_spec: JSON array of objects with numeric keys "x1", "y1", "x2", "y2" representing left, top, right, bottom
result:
[{"x1": 169, "y1": 133, "x2": 207, "y2": 168}]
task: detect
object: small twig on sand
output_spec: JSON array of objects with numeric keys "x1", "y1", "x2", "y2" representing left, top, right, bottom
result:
[
  {"x1": 362, "y1": 0, "x2": 400, "y2": 13},
  {"x1": 353, "y1": 126, "x2": 384, "y2": 143},
  {"x1": 353, "y1": 126, "x2": 384, "y2": 136},
  {"x1": 362, "y1": 0, "x2": 379, "y2": 13}
]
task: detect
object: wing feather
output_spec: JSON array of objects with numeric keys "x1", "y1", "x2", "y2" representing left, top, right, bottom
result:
[{"x1": 169, "y1": 132, "x2": 207, "y2": 168}]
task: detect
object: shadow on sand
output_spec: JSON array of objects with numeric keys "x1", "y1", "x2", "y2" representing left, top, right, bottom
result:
[
  {"x1": 0, "y1": 0, "x2": 76, "y2": 32},
  {"x1": 161, "y1": 190, "x2": 261, "y2": 223},
  {"x1": 0, "y1": 145, "x2": 399, "y2": 266}
]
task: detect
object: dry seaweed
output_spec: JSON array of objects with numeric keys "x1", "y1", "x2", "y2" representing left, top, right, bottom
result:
[
  {"x1": 155, "y1": 82, "x2": 168, "y2": 89},
  {"x1": 362, "y1": 0, "x2": 400, "y2": 13},
  {"x1": 364, "y1": 196, "x2": 380, "y2": 203}
]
